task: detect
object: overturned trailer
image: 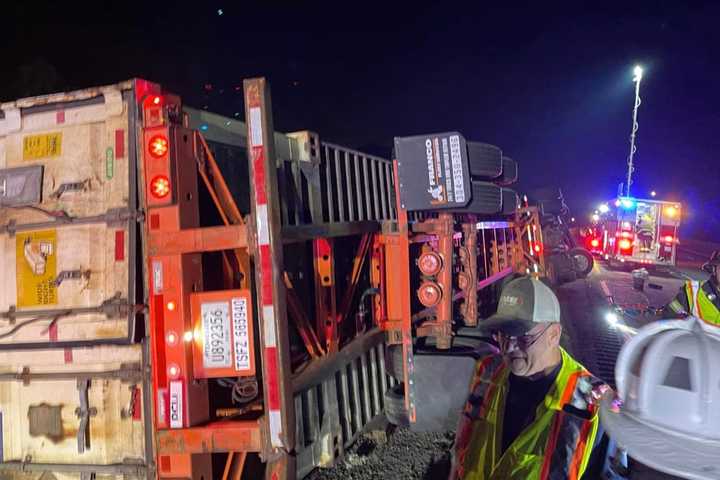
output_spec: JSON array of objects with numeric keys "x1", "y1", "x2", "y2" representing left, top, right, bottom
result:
[{"x1": 0, "y1": 78, "x2": 544, "y2": 480}]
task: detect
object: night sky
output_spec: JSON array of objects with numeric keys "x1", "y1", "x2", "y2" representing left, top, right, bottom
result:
[{"x1": 4, "y1": 2, "x2": 719, "y2": 239}]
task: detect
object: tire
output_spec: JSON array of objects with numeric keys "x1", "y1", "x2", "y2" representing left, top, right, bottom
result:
[
  {"x1": 560, "y1": 272, "x2": 577, "y2": 284},
  {"x1": 569, "y1": 248, "x2": 594, "y2": 277},
  {"x1": 501, "y1": 188, "x2": 519, "y2": 215},
  {"x1": 466, "y1": 142, "x2": 502, "y2": 179},
  {"x1": 384, "y1": 384, "x2": 410, "y2": 427},
  {"x1": 452, "y1": 181, "x2": 502, "y2": 214},
  {"x1": 543, "y1": 226, "x2": 566, "y2": 250},
  {"x1": 497, "y1": 156, "x2": 518, "y2": 185},
  {"x1": 546, "y1": 254, "x2": 576, "y2": 285}
]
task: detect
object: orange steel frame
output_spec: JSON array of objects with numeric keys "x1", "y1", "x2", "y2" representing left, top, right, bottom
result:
[
  {"x1": 140, "y1": 78, "x2": 261, "y2": 480},
  {"x1": 140, "y1": 77, "x2": 393, "y2": 480}
]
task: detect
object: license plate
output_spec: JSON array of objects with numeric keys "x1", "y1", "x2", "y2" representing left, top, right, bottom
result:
[
  {"x1": 201, "y1": 302, "x2": 232, "y2": 368},
  {"x1": 231, "y1": 298, "x2": 251, "y2": 371}
]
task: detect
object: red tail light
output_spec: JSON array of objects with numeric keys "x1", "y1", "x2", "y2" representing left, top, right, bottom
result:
[
  {"x1": 143, "y1": 94, "x2": 164, "y2": 108},
  {"x1": 533, "y1": 243, "x2": 543, "y2": 254},
  {"x1": 618, "y1": 239, "x2": 632, "y2": 251},
  {"x1": 142, "y1": 94, "x2": 165, "y2": 128},
  {"x1": 150, "y1": 175, "x2": 171, "y2": 199},
  {"x1": 664, "y1": 235, "x2": 674, "y2": 243},
  {"x1": 149, "y1": 135, "x2": 169, "y2": 158},
  {"x1": 590, "y1": 238, "x2": 600, "y2": 248}
]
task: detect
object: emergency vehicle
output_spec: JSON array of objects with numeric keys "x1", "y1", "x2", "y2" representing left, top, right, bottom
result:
[
  {"x1": 598, "y1": 197, "x2": 681, "y2": 268},
  {"x1": 580, "y1": 225, "x2": 605, "y2": 256}
]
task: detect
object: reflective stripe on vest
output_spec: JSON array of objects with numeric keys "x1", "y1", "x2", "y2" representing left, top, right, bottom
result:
[
  {"x1": 687, "y1": 281, "x2": 702, "y2": 317},
  {"x1": 452, "y1": 348, "x2": 599, "y2": 480},
  {"x1": 451, "y1": 355, "x2": 506, "y2": 480}
]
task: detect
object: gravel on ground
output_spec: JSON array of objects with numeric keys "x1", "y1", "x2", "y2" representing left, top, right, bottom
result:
[{"x1": 307, "y1": 428, "x2": 454, "y2": 480}]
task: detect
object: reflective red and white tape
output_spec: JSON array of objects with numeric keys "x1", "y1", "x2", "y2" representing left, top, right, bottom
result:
[{"x1": 249, "y1": 104, "x2": 283, "y2": 449}]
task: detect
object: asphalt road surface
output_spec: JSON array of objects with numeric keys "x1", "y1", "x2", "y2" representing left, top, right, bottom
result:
[
  {"x1": 307, "y1": 259, "x2": 704, "y2": 479},
  {"x1": 557, "y1": 260, "x2": 693, "y2": 388}
]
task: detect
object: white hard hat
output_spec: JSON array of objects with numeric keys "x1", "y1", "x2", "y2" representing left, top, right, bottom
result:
[{"x1": 600, "y1": 317, "x2": 720, "y2": 480}]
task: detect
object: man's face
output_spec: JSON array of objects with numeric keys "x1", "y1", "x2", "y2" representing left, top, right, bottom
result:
[{"x1": 496, "y1": 323, "x2": 560, "y2": 377}]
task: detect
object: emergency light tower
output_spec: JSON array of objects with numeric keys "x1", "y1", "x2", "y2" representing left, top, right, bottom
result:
[{"x1": 625, "y1": 65, "x2": 643, "y2": 197}]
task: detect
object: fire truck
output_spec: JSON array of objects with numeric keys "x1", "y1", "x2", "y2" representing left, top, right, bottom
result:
[
  {"x1": 581, "y1": 225, "x2": 605, "y2": 256},
  {"x1": 598, "y1": 197, "x2": 682, "y2": 268},
  {"x1": 0, "y1": 78, "x2": 544, "y2": 479}
]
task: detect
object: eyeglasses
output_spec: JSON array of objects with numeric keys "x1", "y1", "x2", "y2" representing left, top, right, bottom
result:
[{"x1": 493, "y1": 325, "x2": 551, "y2": 352}]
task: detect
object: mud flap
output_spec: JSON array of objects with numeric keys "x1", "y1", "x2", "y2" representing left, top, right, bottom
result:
[{"x1": 408, "y1": 352, "x2": 478, "y2": 432}]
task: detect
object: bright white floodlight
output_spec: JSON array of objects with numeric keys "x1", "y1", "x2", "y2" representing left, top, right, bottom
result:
[{"x1": 633, "y1": 65, "x2": 643, "y2": 82}]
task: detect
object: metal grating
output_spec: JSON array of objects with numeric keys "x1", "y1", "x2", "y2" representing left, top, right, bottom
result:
[
  {"x1": 319, "y1": 144, "x2": 396, "y2": 223},
  {"x1": 294, "y1": 337, "x2": 395, "y2": 478}
]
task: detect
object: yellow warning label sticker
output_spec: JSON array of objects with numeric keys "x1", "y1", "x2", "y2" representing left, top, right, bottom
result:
[
  {"x1": 23, "y1": 132, "x2": 63, "y2": 160},
  {"x1": 16, "y1": 230, "x2": 58, "y2": 307}
]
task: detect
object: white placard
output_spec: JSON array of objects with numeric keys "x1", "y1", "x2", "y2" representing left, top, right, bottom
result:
[
  {"x1": 231, "y1": 297, "x2": 251, "y2": 371},
  {"x1": 202, "y1": 301, "x2": 232, "y2": 368},
  {"x1": 169, "y1": 381, "x2": 183, "y2": 429}
]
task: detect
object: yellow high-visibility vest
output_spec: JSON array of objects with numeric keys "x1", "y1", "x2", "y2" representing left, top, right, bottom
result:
[
  {"x1": 451, "y1": 348, "x2": 599, "y2": 480},
  {"x1": 685, "y1": 281, "x2": 720, "y2": 326}
]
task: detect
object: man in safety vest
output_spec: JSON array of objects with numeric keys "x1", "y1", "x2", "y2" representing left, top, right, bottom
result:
[
  {"x1": 662, "y1": 250, "x2": 720, "y2": 325},
  {"x1": 450, "y1": 276, "x2": 608, "y2": 480}
]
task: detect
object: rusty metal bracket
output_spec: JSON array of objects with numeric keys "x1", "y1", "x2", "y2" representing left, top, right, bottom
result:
[
  {"x1": 50, "y1": 179, "x2": 92, "y2": 200},
  {"x1": 459, "y1": 223, "x2": 478, "y2": 326},
  {"x1": 121, "y1": 384, "x2": 139, "y2": 419},
  {"x1": 0, "y1": 207, "x2": 143, "y2": 236},
  {"x1": 1, "y1": 295, "x2": 140, "y2": 322},
  {"x1": 54, "y1": 269, "x2": 92, "y2": 287},
  {"x1": 0, "y1": 460, "x2": 146, "y2": 476},
  {"x1": 337, "y1": 234, "x2": 373, "y2": 328},
  {"x1": 314, "y1": 238, "x2": 337, "y2": 352},
  {"x1": 102, "y1": 207, "x2": 144, "y2": 227},
  {"x1": 7, "y1": 364, "x2": 143, "y2": 386},
  {"x1": 75, "y1": 379, "x2": 98, "y2": 454}
]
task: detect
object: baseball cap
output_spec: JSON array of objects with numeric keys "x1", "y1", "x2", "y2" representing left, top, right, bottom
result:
[{"x1": 482, "y1": 277, "x2": 561, "y2": 336}]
